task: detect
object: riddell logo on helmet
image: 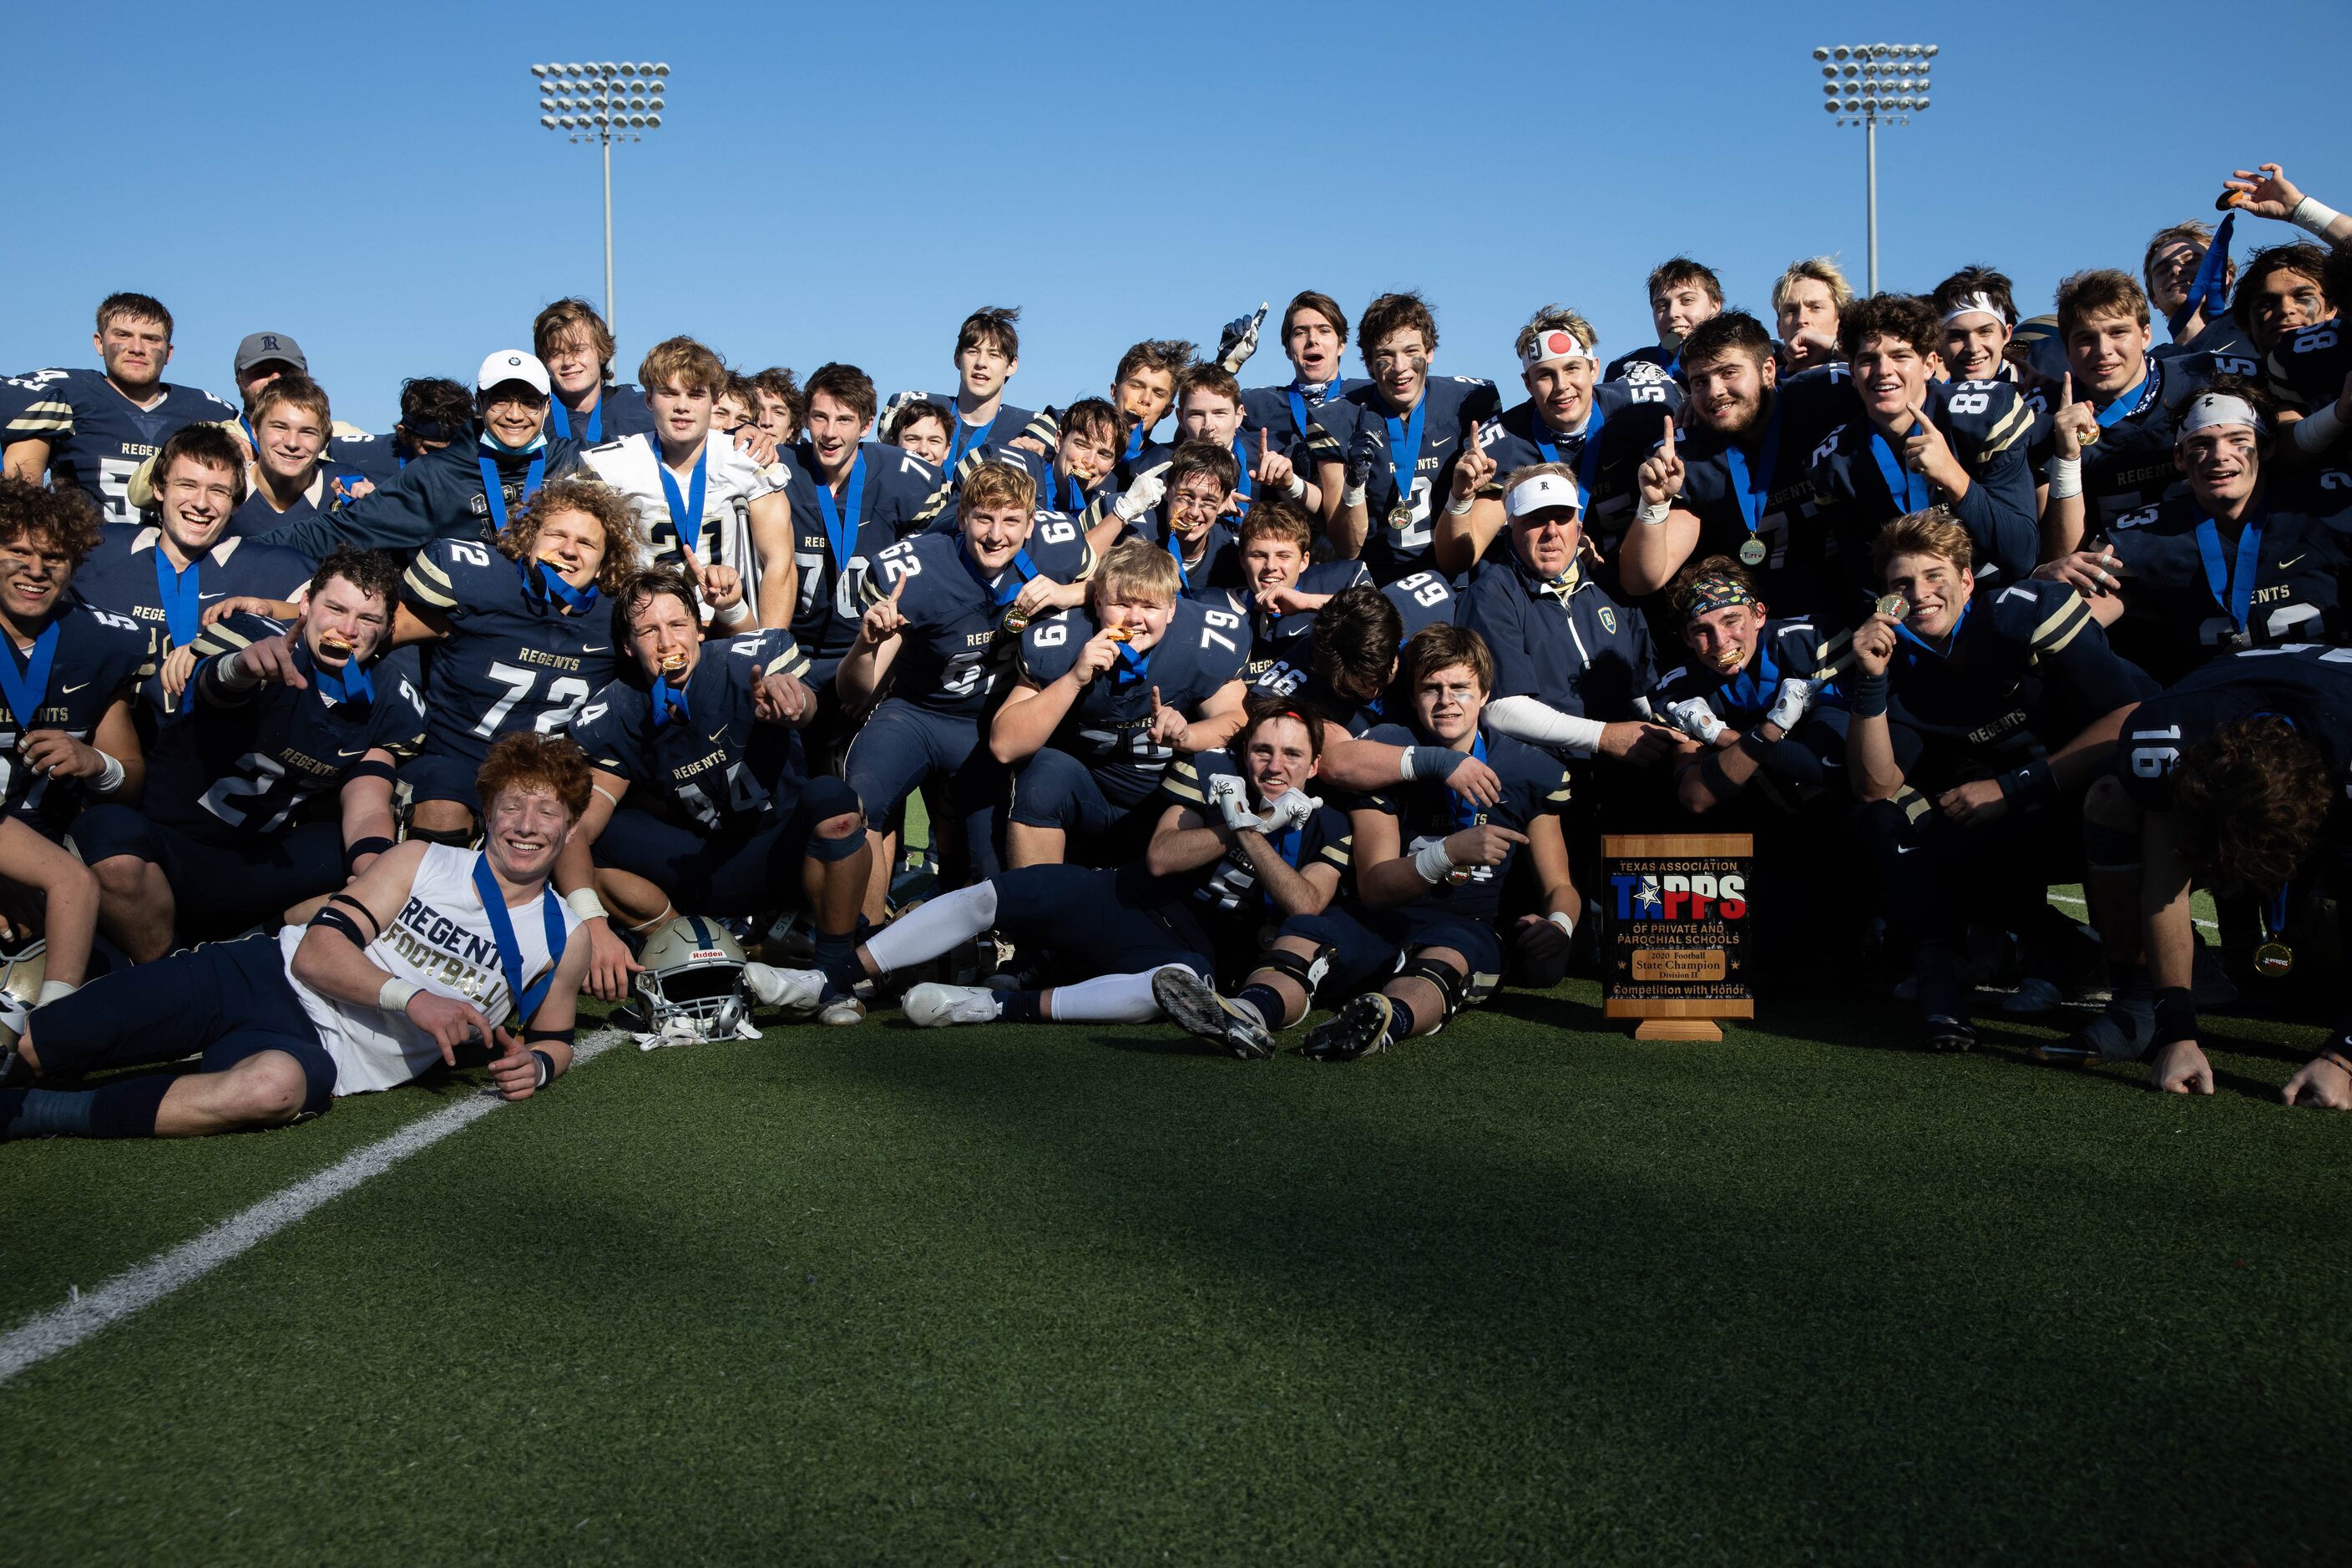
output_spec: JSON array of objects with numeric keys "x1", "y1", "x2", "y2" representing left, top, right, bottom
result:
[{"x1": 692, "y1": 946, "x2": 725, "y2": 961}]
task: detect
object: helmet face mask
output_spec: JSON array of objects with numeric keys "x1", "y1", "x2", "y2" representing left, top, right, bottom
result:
[{"x1": 634, "y1": 916, "x2": 749, "y2": 1042}]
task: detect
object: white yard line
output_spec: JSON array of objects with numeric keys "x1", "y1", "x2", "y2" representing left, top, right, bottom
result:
[
  {"x1": 2046, "y1": 891, "x2": 2219, "y2": 932},
  {"x1": 0, "y1": 1029, "x2": 626, "y2": 1388}
]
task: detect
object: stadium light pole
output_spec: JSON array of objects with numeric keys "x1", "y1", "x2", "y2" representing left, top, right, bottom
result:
[
  {"x1": 1812, "y1": 43, "x2": 1935, "y2": 294},
  {"x1": 532, "y1": 60, "x2": 670, "y2": 340}
]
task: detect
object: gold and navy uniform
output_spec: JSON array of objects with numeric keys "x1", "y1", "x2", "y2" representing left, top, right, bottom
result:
[
  {"x1": 1306, "y1": 376, "x2": 1502, "y2": 581},
  {"x1": 73, "y1": 525, "x2": 311, "y2": 718},
  {"x1": 0, "y1": 602, "x2": 149, "y2": 837},
  {"x1": 0, "y1": 367, "x2": 237, "y2": 524},
  {"x1": 1477, "y1": 378, "x2": 1682, "y2": 557}
]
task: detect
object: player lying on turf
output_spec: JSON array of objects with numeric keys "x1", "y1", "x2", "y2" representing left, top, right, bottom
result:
[
  {"x1": 559, "y1": 565, "x2": 871, "y2": 1022},
  {"x1": 0, "y1": 731, "x2": 594, "y2": 1141},
  {"x1": 749, "y1": 700, "x2": 1347, "y2": 1033},
  {"x1": 1159, "y1": 623, "x2": 1576, "y2": 1061}
]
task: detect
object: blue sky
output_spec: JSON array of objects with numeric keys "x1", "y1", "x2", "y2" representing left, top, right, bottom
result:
[{"x1": 5, "y1": 0, "x2": 2347, "y2": 432}]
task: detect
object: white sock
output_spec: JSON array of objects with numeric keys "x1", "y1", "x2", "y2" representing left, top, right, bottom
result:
[
  {"x1": 1043, "y1": 967, "x2": 1173, "y2": 1024},
  {"x1": 863, "y1": 880, "x2": 1000, "y2": 976}
]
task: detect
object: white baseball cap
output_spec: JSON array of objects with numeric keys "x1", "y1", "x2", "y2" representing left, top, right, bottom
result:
[
  {"x1": 475, "y1": 349, "x2": 551, "y2": 397},
  {"x1": 1505, "y1": 472, "x2": 1582, "y2": 519}
]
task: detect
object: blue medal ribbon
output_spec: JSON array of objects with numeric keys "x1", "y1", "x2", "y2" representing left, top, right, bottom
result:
[
  {"x1": 2166, "y1": 210, "x2": 2237, "y2": 340},
  {"x1": 815, "y1": 450, "x2": 867, "y2": 569},
  {"x1": 150, "y1": 545, "x2": 200, "y2": 647},
  {"x1": 650, "y1": 670, "x2": 691, "y2": 727},
  {"x1": 1166, "y1": 527, "x2": 1193, "y2": 589},
  {"x1": 469, "y1": 854, "x2": 569, "y2": 1028},
  {"x1": 1230, "y1": 435, "x2": 1255, "y2": 503},
  {"x1": 1894, "y1": 598, "x2": 1971, "y2": 659},
  {"x1": 1718, "y1": 639, "x2": 1782, "y2": 716},
  {"x1": 1123, "y1": 421, "x2": 1149, "y2": 464},
  {"x1": 1286, "y1": 378, "x2": 1334, "y2": 445},
  {"x1": 1531, "y1": 404, "x2": 1611, "y2": 508},
  {"x1": 947, "y1": 411, "x2": 998, "y2": 473},
  {"x1": 311, "y1": 643, "x2": 375, "y2": 706},
  {"x1": 2096, "y1": 365, "x2": 2154, "y2": 429},
  {"x1": 1110, "y1": 639, "x2": 1152, "y2": 687},
  {"x1": 0, "y1": 622, "x2": 61, "y2": 733},
  {"x1": 1383, "y1": 397, "x2": 1429, "y2": 519},
  {"x1": 1447, "y1": 733, "x2": 1490, "y2": 832},
  {"x1": 2193, "y1": 506, "x2": 2266, "y2": 635},
  {"x1": 959, "y1": 541, "x2": 1036, "y2": 615},
  {"x1": 1869, "y1": 423, "x2": 1930, "y2": 513},
  {"x1": 477, "y1": 448, "x2": 547, "y2": 534},
  {"x1": 1722, "y1": 398, "x2": 1786, "y2": 552},
  {"x1": 551, "y1": 396, "x2": 601, "y2": 444},
  {"x1": 518, "y1": 558, "x2": 599, "y2": 616},
  {"x1": 655, "y1": 443, "x2": 711, "y2": 557}
]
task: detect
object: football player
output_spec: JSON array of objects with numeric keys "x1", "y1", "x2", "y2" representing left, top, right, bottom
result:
[
  {"x1": 392, "y1": 478, "x2": 645, "y2": 846},
  {"x1": 224, "y1": 374, "x2": 339, "y2": 539},
  {"x1": 2037, "y1": 387, "x2": 2347, "y2": 687},
  {"x1": 2259, "y1": 245, "x2": 2352, "y2": 449},
  {"x1": 581, "y1": 336, "x2": 794, "y2": 625},
  {"x1": 904, "y1": 306, "x2": 1037, "y2": 483},
  {"x1": 1308, "y1": 291, "x2": 1500, "y2": 579},
  {"x1": 1149, "y1": 442, "x2": 1245, "y2": 590},
  {"x1": 1806, "y1": 294, "x2": 2039, "y2": 609},
  {"x1": 2227, "y1": 244, "x2": 2334, "y2": 360},
  {"x1": 1220, "y1": 501, "x2": 1371, "y2": 684},
  {"x1": 73, "y1": 548, "x2": 424, "y2": 962},
  {"x1": 885, "y1": 399, "x2": 954, "y2": 468},
  {"x1": 323, "y1": 377, "x2": 474, "y2": 493},
  {"x1": 1605, "y1": 258, "x2": 1724, "y2": 382},
  {"x1": 994, "y1": 540, "x2": 1249, "y2": 868},
  {"x1": 1773, "y1": 257, "x2": 1852, "y2": 374},
  {"x1": 2144, "y1": 220, "x2": 2250, "y2": 360},
  {"x1": 1619, "y1": 311, "x2": 1856, "y2": 615},
  {"x1": 837, "y1": 461, "x2": 1093, "y2": 919},
  {"x1": 72, "y1": 423, "x2": 311, "y2": 720},
  {"x1": 1439, "y1": 306, "x2": 1679, "y2": 573},
  {"x1": 749, "y1": 367, "x2": 804, "y2": 446},
  {"x1": 1003, "y1": 397, "x2": 1123, "y2": 522},
  {"x1": 1, "y1": 733, "x2": 594, "y2": 1142},
  {"x1": 1844, "y1": 509, "x2": 2153, "y2": 1049},
  {"x1": 535, "y1": 297, "x2": 653, "y2": 444},
  {"x1": 1166, "y1": 624, "x2": 1576, "y2": 1061},
  {"x1": 1172, "y1": 364, "x2": 1309, "y2": 517},
  {"x1": 119, "y1": 331, "x2": 377, "y2": 509},
  {"x1": 752, "y1": 701, "x2": 1347, "y2": 1034},
  {"x1": 563, "y1": 566, "x2": 870, "y2": 1020},
  {"x1": 258, "y1": 351, "x2": 588, "y2": 562},
  {"x1": 1252, "y1": 580, "x2": 1456, "y2": 738},
  {"x1": 2063, "y1": 646, "x2": 2352, "y2": 1105},
  {"x1": 1240, "y1": 291, "x2": 1359, "y2": 469},
  {"x1": 1107, "y1": 338, "x2": 1194, "y2": 483},
  {"x1": 1, "y1": 293, "x2": 237, "y2": 524}
]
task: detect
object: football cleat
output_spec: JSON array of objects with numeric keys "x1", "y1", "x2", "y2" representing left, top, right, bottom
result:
[
  {"x1": 901, "y1": 983, "x2": 1000, "y2": 1029},
  {"x1": 1922, "y1": 1014, "x2": 1977, "y2": 1053},
  {"x1": 742, "y1": 961, "x2": 824, "y2": 1018},
  {"x1": 1151, "y1": 968, "x2": 1272, "y2": 1061},
  {"x1": 1301, "y1": 994, "x2": 1395, "y2": 1062},
  {"x1": 815, "y1": 989, "x2": 867, "y2": 1027},
  {"x1": 2059, "y1": 999, "x2": 2154, "y2": 1065}
]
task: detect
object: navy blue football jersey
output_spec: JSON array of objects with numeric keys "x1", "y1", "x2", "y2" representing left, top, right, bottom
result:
[
  {"x1": 0, "y1": 367, "x2": 236, "y2": 524},
  {"x1": 1671, "y1": 366, "x2": 1858, "y2": 615},
  {"x1": 997, "y1": 444, "x2": 1115, "y2": 519},
  {"x1": 2117, "y1": 645, "x2": 2352, "y2": 816},
  {"x1": 571, "y1": 628, "x2": 812, "y2": 834},
  {"x1": 2078, "y1": 349, "x2": 2261, "y2": 530},
  {"x1": 1806, "y1": 376, "x2": 2040, "y2": 609},
  {"x1": 1603, "y1": 345, "x2": 1681, "y2": 383},
  {"x1": 860, "y1": 518, "x2": 1094, "y2": 717},
  {"x1": 2263, "y1": 320, "x2": 2351, "y2": 422},
  {"x1": 1154, "y1": 748, "x2": 1352, "y2": 926},
  {"x1": 548, "y1": 382, "x2": 654, "y2": 444},
  {"x1": 895, "y1": 393, "x2": 1039, "y2": 483},
  {"x1": 400, "y1": 537, "x2": 617, "y2": 765},
  {"x1": 73, "y1": 524, "x2": 312, "y2": 717},
  {"x1": 326, "y1": 430, "x2": 404, "y2": 486},
  {"x1": 787, "y1": 443, "x2": 943, "y2": 678},
  {"x1": 2097, "y1": 475, "x2": 2352, "y2": 686},
  {"x1": 261, "y1": 435, "x2": 587, "y2": 564},
  {"x1": 1248, "y1": 569, "x2": 1459, "y2": 723},
  {"x1": 1016, "y1": 598, "x2": 1250, "y2": 805},
  {"x1": 1883, "y1": 579, "x2": 2155, "y2": 787},
  {"x1": 1226, "y1": 559, "x2": 1371, "y2": 684},
  {"x1": 1305, "y1": 376, "x2": 1503, "y2": 579},
  {"x1": 1479, "y1": 378, "x2": 1682, "y2": 554},
  {"x1": 1358, "y1": 722, "x2": 1573, "y2": 923},
  {"x1": 1651, "y1": 618, "x2": 1854, "y2": 721},
  {"x1": 0, "y1": 602, "x2": 150, "y2": 834},
  {"x1": 1240, "y1": 376, "x2": 1362, "y2": 452},
  {"x1": 156, "y1": 612, "x2": 426, "y2": 841},
  {"x1": 1459, "y1": 560, "x2": 1656, "y2": 728},
  {"x1": 227, "y1": 484, "x2": 335, "y2": 542}
]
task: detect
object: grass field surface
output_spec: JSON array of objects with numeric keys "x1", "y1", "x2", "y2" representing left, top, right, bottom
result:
[{"x1": 4, "y1": 970, "x2": 2349, "y2": 1565}]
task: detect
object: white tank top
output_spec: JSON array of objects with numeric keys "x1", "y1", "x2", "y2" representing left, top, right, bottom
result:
[{"x1": 280, "y1": 844, "x2": 581, "y2": 1095}]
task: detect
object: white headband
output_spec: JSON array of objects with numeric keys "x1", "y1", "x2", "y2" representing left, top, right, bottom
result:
[
  {"x1": 2180, "y1": 392, "x2": 2260, "y2": 437},
  {"x1": 1519, "y1": 327, "x2": 1596, "y2": 372},
  {"x1": 1939, "y1": 292, "x2": 2008, "y2": 328},
  {"x1": 1505, "y1": 472, "x2": 1582, "y2": 518}
]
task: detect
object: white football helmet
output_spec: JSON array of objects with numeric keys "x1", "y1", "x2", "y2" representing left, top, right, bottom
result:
[{"x1": 634, "y1": 916, "x2": 750, "y2": 1041}]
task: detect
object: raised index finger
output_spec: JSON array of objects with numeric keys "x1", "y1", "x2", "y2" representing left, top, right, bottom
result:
[{"x1": 2060, "y1": 372, "x2": 2073, "y2": 409}]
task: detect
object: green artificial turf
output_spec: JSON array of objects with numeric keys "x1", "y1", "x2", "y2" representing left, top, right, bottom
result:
[{"x1": 4, "y1": 980, "x2": 2349, "y2": 1565}]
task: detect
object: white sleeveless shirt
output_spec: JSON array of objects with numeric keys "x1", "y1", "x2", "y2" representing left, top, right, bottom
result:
[{"x1": 279, "y1": 844, "x2": 580, "y2": 1095}]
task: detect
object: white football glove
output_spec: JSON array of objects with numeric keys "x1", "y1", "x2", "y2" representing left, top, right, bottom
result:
[
  {"x1": 1216, "y1": 302, "x2": 1269, "y2": 373},
  {"x1": 1113, "y1": 473, "x2": 1166, "y2": 523},
  {"x1": 1663, "y1": 695, "x2": 1727, "y2": 746},
  {"x1": 1764, "y1": 676, "x2": 1819, "y2": 733},
  {"x1": 1205, "y1": 771, "x2": 1257, "y2": 833},
  {"x1": 1256, "y1": 788, "x2": 1320, "y2": 835}
]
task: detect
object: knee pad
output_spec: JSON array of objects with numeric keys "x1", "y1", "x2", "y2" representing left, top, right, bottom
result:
[
  {"x1": 405, "y1": 824, "x2": 478, "y2": 850},
  {"x1": 1399, "y1": 953, "x2": 1468, "y2": 1019},
  {"x1": 2081, "y1": 817, "x2": 2142, "y2": 873},
  {"x1": 1257, "y1": 942, "x2": 1333, "y2": 999},
  {"x1": 801, "y1": 777, "x2": 867, "y2": 863}
]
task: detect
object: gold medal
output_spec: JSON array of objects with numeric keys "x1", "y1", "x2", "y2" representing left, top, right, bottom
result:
[
  {"x1": 1738, "y1": 537, "x2": 1768, "y2": 567},
  {"x1": 1388, "y1": 503, "x2": 1414, "y2": 534},
  {"x1": 1003, "y1": 613, "x2": 1029, "y2": 634},
  {"x1": 1874, "y1": 594, "x2": 1909, "y2": 620},
  {"x1": 1105, "y1": 626, "x2": 1130, "y2": 643},
  {"x1": 2254, "y1": 941, "x2": 2294, "y2": 979}
]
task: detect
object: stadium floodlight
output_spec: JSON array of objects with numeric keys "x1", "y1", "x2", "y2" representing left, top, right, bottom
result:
[
  {"x1": 1812, "y1": 41, "x2": 1936, "y2": 293},
  {"x1": 530, "y1": 59, "x2": 671, "y2": 341}
]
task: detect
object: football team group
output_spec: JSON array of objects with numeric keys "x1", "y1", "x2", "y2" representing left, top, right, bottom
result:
[{"x1": 3, "y1": 159, "x2": 2351, "y2": 1149}]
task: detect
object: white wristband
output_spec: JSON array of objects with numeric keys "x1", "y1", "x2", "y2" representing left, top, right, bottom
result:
[
  {"x1": 1443, "y1": 493, "x2": 1475, "y2": 518},
  {"x1": 1284, "y1": 472, "x2": 1308, "y2": 501},
  {"x1": 37, "y1": 979, "x2": 76, "y2": 1006},
  {"x1": 1636, "y1": 498, "x2": 1672, "y2": 527},
  {"x1": 2047, "y1": 455, "x2": 2082, "y2": 500},
  {"x1": 216, "y1": 648, "x2": 261, "y2": 690},
  {"x1": 91, "y1": 750, "x2": 125, "y2": 794},
  {"x1": 1545, "y1": 911, "x2": 1576, "y2": 939},
  {"x1": 712, "y1": 595, "x2": 753, "y2": 629},
  {"x1": 2294, "y1": 402, "x2": 2346, "y2": 455},
  {"x1": 1342, "y1": 483, "x2": 1367, "y2": 508},
  {"x1": 1412, "y1": 838, "x2": 1457, "y2": 883},
  {"x1": 2289, "y1": 195, "x2": 2344, "y2": 238},
  {"x1": 566, "y1": 888, "x2": 609, "y2": 921},
  {"x1": 379, "y1": 978, "x2": 421, "y2": 1015}
]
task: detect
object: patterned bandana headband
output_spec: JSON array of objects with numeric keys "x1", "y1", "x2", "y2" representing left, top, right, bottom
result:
[
  {"x1": 1682, "y1": 574, "x2": 1758, "y2": 624},
  {"x1": 1518, "y1": 328, "x2": 1597, "y2": 372}
]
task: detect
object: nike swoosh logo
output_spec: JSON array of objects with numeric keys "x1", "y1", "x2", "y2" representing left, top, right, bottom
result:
[
  {"x1": 197, "y1": 591, "x2": 227, "y2": 600},
  {"x1": 2278, "y1": 554, "x2": 2307, "y2": 569},
  {"x1": 336, "y1": 747, "x2": 369, "y2": 758},
  {"x1": 581, "y1": 645, "x2": 610, "y2": 655},
  {"x1": 61, "y1": 682, "x2": 89, "y2": 693}
]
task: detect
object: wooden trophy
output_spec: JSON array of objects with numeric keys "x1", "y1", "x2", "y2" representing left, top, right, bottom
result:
[{"x1": 1601, "y1": 833, "x2": 1755, "y2": 1041}]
